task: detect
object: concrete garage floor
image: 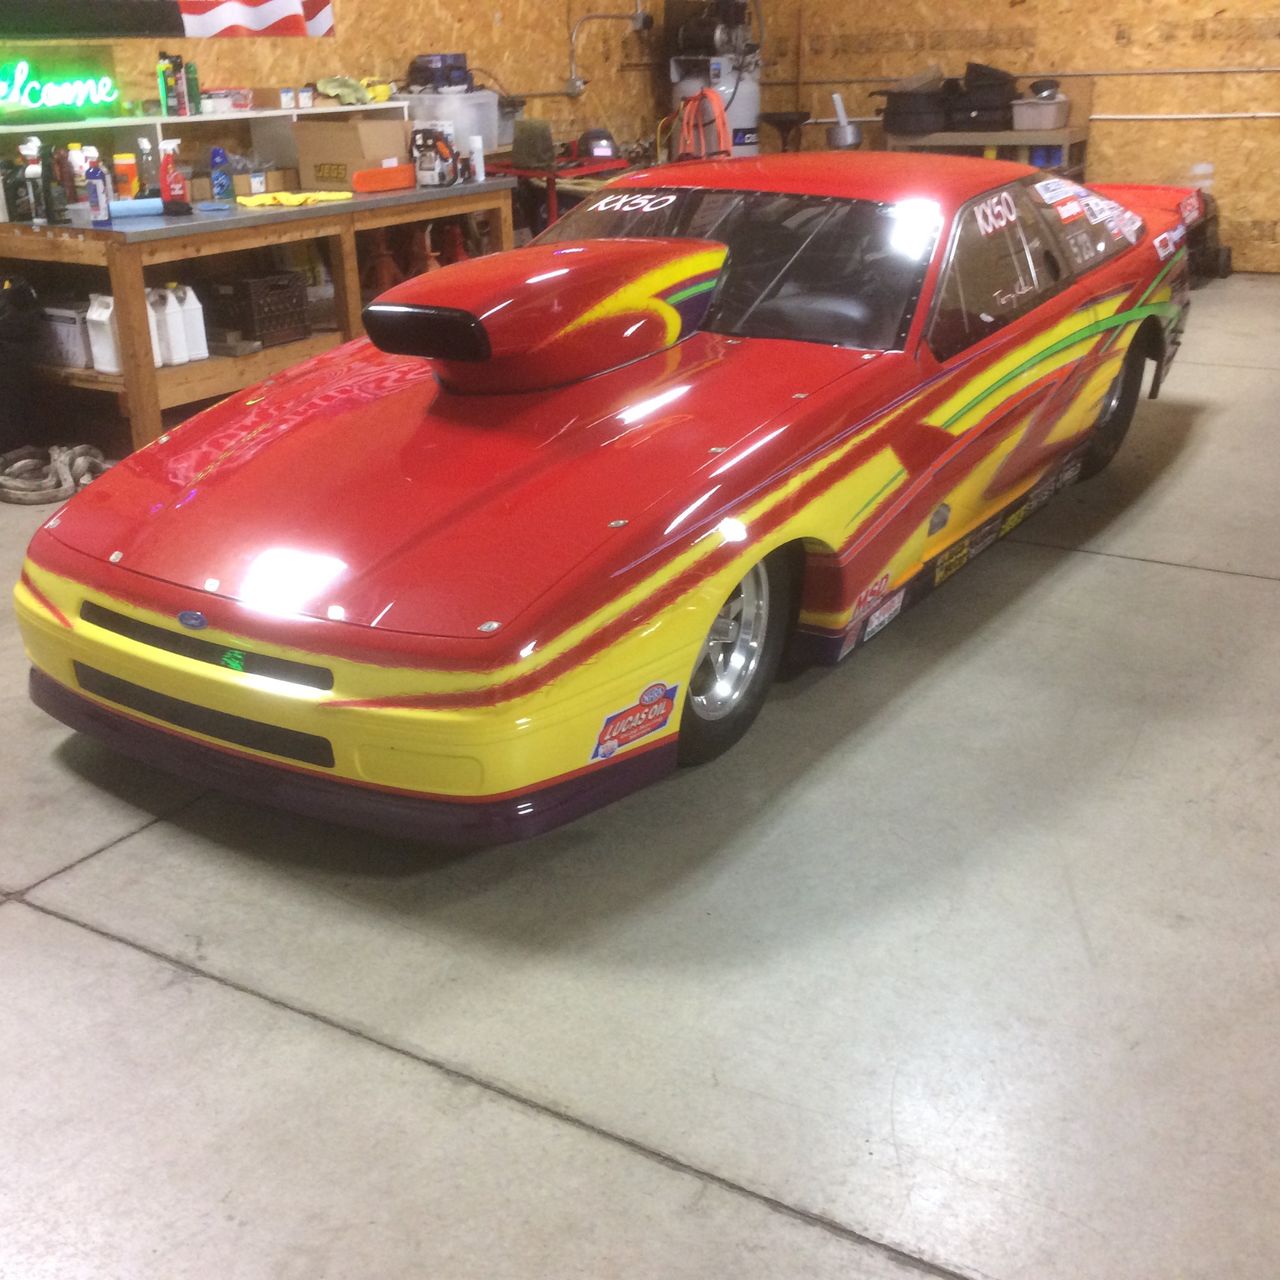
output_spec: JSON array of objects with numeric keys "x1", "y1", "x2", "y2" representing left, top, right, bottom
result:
[{"x1": 2, "y1": 274, "x2": 1278, "y2": 1280}]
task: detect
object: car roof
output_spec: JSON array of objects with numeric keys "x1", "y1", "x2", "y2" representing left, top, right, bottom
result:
[{"x1": 613, "y1": 151, "x2": 1038, "y2": 213}]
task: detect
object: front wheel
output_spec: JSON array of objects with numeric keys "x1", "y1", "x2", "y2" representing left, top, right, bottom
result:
[{"x1": 677, "y1": 550, "x2": 794, "y2": 766}]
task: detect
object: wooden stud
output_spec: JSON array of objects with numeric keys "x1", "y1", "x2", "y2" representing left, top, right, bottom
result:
[
  {"x1": 106, "y1": 241, "x2": 164, "y2": 450},
  {"x1": 330, "y1": 224, "x2": 365, "y2": 339}
]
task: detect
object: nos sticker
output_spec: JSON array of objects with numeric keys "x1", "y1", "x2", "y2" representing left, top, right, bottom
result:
[{"x1": 593, "y1": 683, "x2": 678, "y2": 760}]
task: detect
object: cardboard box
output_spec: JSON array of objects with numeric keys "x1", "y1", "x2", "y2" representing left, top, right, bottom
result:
[
  {"x1": 232, "y1": 168, "x2": 299, "y2": 196},
  {"x1": 293, "y1": 119, "x2": 407, "y2": 191}
]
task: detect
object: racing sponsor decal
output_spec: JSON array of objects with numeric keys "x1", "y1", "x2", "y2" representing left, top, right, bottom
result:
[
  {"x1": 1000, "y1": 502, "x2": 1033, "y2": 536},
  {"x1": 1179, "y1": 193, "x2": 1203, "y2": 225},
  {"x1": 934, "y1": 540, "x2": 970, "y2": 585},
  {"x1": 588, "y1": 192, "x2": 677, "y2": 214},
  {"x1": 1082, "y1": 195, "x2": 1120, "y2": 225},
  {"x1": 862, "y1": 589, "x2": 904, "y2": 641},
  {"x1": 593, "y1": 682, "x2": 678, "y2": 760},
  {"x1": 1034, "y1": 177, "x2": 1084, "y2": 205},
  {"x1": 851, "y1": 573, "x2": 891, "y2": 622},
  {"x1": 1118, "y1": 211, "x2": 1144, "y2": 244},
  {"x1": 732, "y1": 127, "x2": 758, "y2": 147},
  {"x1": 1056, "y1": 198, "x2": 1085, "y2": 223},
  {"x1": 1154, "y1": 223, "x2": 1187, "y2": 260},
  {"x1": 967, "y1": 517, "x2": 1001, "y2": 557},
  {"x1": 974, "y1": 190, "x2": 1018, "y2": 237}
]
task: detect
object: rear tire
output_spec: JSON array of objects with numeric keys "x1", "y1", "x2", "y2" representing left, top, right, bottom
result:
[
  {"x1": 677, "y1": 549, "x2": 795, "y2": 766},
  {"x1": 1080, "y1": 341, "x2": 1146, "y2": 479}
]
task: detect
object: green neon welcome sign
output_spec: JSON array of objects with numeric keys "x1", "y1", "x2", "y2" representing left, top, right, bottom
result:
[{"x1": 0, "y1": 60, "x2": 118, "y2": 113}]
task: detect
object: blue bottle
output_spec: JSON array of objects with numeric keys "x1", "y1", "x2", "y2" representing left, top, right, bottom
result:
[
  {"x1": 210, "y1": 146, "x2": 233, "y2": 202},
  {"x1": 85, "y1": 146, "x2": 111, "y2": 226}
]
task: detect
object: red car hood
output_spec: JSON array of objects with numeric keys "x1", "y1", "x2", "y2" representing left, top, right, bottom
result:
[{"x1": 47, "y1": 335, "x2": 875, "y2": 639}]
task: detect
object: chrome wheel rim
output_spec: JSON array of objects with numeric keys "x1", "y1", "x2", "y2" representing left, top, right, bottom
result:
[
  {"x1": 1098, "y1": 365, "x2": 1125, "y2": 427},
  {"x1": 688, "y1": 562, "x2": 771, "y2": 722}
]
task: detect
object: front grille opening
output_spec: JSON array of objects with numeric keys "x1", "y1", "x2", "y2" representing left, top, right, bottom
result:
[
  {"x1": 80, "y1": 602, "x2": 333, "y2": 691},
  {"x1": 74, "y1": 662, "x2": 335, "y2": 768}
]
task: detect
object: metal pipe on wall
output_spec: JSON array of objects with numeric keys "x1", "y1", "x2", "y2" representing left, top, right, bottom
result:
[{"x1": 764, "y1": 65, "x2": 1280, "y2": 88}]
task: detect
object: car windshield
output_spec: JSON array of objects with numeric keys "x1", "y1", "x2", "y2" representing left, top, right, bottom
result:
[{"x1": 536, "y1": 187, "x2": 941, "y2": 351}]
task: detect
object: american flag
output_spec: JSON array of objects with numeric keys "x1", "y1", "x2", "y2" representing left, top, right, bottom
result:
[{"x1": 178, "y1": 0, "x2": 335, "y2": 37}]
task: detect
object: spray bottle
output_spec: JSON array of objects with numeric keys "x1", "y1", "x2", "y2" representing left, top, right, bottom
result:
[
  {"x1": 159, "y1": 139, "x2": 189, "y2": 202},
  {"x1": 85, "y1": 147, "x2": 111, "y2": 226},
  {"x1": 185, "y1": 61, "x2": 201, "y2": 115},
  {"x1": 157, "y1": 53, "x2": 180, "y2": 116},
  {"x1": 136, "y1": 136, "x2": 159, "y2": 197},
  {"x1": 40, "y1": 143, "x2": 69, "y2": 224},
  {"x1": 19, "y1": 137, "x2": 43, "y2": 224},
  {"x1": 210, "y1": 145, "x2": 233, "y2": 202}
]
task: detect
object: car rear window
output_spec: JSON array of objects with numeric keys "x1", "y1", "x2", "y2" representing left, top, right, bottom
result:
[{"x1": 537, "y1": 187, "x2": 942, "y2": 351}]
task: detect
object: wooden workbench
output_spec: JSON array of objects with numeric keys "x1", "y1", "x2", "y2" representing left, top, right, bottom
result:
[{"x1": 0, "y1": 179, "x2": 516, "y2": 450}]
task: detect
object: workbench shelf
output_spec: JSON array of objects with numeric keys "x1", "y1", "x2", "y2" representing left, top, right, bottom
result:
[
  {"x1": 39, "y1": 330, "x2": 343, "y2": 411},
  {"x1": 1, "y1": 180, "x2": 515, "y2": 450}
]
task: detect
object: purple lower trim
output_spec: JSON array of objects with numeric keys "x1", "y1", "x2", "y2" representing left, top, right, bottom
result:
[{"x1": 30, "y1": 668, "x2": 678, "y2": 847}]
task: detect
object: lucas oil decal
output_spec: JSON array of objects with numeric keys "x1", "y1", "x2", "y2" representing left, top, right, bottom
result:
[{"x1": 593, "y1": 682, "x2": 678, "y2": 760}]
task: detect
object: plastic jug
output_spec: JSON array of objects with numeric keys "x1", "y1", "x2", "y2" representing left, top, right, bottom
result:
[
  {"x1": 86, "y1": 294, "x2": 121, "y2": 374},
  {"x1": 149, "y1": 287, "x2": 189, "y2": 366},
  {"x1": 172, "y1": 284, "x2": 208, "y2": 360}
]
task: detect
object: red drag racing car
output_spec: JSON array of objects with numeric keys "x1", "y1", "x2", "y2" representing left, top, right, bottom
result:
[{"x1": 14, "y1": 152, "x2": 1196, "y2": 842}]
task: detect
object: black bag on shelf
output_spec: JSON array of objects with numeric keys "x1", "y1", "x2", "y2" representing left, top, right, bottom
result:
[
  {"x1": 871, "y1": 87, "x2": 951, "y2": 136},
  {"x1": 948, "y1": 103, "x2": 1015, "y2": 131},
  {"x1": 947, "y1": 63, "x2": 1019, "y2": 130}
]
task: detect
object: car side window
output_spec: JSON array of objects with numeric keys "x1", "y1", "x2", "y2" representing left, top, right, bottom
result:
[
  {"x1": 1026, "y1": 176, "x2": 1145, "y2": 273},
  {"x1": 928, "y1": 186, "x2": 1063, "y2": 364}
]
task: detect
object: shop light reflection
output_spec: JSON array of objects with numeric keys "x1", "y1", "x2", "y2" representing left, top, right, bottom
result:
[{"x1": 240, "y1": 547, "x2": 347, "y2": 618}]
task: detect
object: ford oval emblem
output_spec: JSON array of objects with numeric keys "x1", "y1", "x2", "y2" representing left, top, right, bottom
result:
[{"x1": 177, "y1": 610, "x2": 207, "y2": 630}]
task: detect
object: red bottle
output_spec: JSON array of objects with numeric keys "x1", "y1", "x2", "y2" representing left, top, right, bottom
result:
[{"x1": 159, "y1": 139, "x2": 189, "y2": 202}]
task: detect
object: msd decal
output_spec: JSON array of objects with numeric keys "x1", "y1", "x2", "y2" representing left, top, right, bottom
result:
[
  {"x1": 851, "y1": 574, "x2": 891, "y2": 622},
  {"x1": 593, "y1": 682, "x2": 678, "y2": 760}
]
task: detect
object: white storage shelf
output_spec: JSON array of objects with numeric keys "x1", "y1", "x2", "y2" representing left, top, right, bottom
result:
[
  {"x1": 0, "y1": 101, "x2": 409, "y2": 137},
  {"x1": 0, "y1": 100, "x2": 410, "y2": 181}
]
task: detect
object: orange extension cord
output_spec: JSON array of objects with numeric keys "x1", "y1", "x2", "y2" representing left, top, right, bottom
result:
[{"x1": 659, "y1": 88, "x2": 732, "y2": 161}]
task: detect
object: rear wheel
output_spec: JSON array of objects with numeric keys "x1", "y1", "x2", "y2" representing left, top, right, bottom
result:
[
  {"x1": 1080, "y1": 341, "x2": 1146, "y2": 479},
  {"x1": 677, "y1": 550, "x2": 794, "y2": 765}
]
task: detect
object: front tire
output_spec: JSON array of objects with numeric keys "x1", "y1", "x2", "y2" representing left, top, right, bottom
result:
[
  {"x1": 1080, "y1": 341, "x2": 1146, "y2": 479},
  {"x1": 677, "y1": 550, "x2": 794, "y2": 766}
]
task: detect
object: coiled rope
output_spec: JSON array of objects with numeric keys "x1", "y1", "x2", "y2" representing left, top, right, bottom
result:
[{"x1": 0, "y1": 445, "x2": 110, "y2": 505}]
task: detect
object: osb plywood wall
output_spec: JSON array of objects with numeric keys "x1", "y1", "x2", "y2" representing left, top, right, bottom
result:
[
  {"x1": 7, "y1": 0, "x2": 669, "y2": 147},
  {"x1": 7, "y1": 0, "x2": 1276, "y2": 269},
  {"x1": 759, "y1": 0, "x2": 1280, "y2": 272}
]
